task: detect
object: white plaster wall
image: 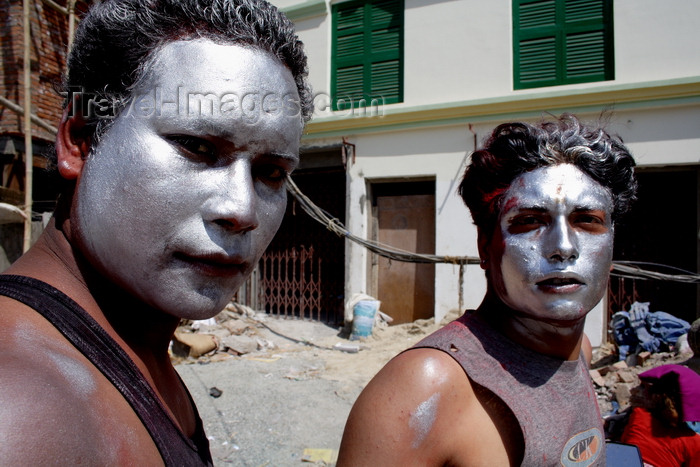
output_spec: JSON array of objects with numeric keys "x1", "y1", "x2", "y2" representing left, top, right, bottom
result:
[
  {"x1": 285, "y1": 12, "x2": 332, "y2": 116},
  {"x1": 605, "y1": 105, "x2": 700, "y2": 167},
  {"x1": 614, "y1": 0, "x2": 700, "y2": 83},
  {"x1": 403, "y1": 0, "x2": 512, "y2": 106},
  {"x1": 280, "y1": 0, "x2": 700, "y2": 112},
  {"x1": 270, "y1": 0, "x2": 300, "y2": 8},
  {"x1": 584, "y1": 301, "x2": 606, "y2": 348},
  {"x1": 403, "y1": 0, "x2": 700, "y2": 104},
  {"x1": 340, "y1": 125, "x2": 484, "y2": 322}
]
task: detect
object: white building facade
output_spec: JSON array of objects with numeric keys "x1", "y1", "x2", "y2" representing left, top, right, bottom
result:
[{"x1": 270, "y1": 0, "x2": 700, "y2": 346}]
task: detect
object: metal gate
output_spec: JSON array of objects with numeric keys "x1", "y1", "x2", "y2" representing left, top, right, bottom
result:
[
  {"x1": 233, "y1": 163, "x2": 346, "y2": 324},
  {"x1": 257, "y1": 246, "x2": 323, "y2": 320}
]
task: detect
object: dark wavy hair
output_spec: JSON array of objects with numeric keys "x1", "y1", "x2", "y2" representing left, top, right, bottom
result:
[
  {"x1": 60, "y1": 0, "x2": 311, "y2": 152},
  {"x1": 458, "y1": 114, "x2": 637, "y2": 236}
]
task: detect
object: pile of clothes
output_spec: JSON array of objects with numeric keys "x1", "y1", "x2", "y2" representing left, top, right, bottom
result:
[{"x1": 611, "y1": 301, "x2": 691, "y2": 360}]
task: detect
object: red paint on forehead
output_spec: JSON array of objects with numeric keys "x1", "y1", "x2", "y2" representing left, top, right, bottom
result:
[{"x1": 501, "y1": 195, "x2": 520, "y2": 215}]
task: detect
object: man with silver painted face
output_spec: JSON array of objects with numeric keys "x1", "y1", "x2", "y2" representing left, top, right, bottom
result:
[
  {"x1": 0, "y1": 0, "x2": 311, "y2": 465},
  {"x1": 338, "y1": 114, "x2": 637, "y2": 466}
]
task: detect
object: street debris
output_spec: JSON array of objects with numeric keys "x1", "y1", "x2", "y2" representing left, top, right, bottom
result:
[
  {"x1": 332, "y1": 343, "x2": 360, "y2": 353},
  {"x1": 301, "y1": 448, "x2": 337, "y2": 464},
  {"x1": 593, "y1": 315, "x2": 700, "y2": 441},
  {"x1": 171, "y1": 299, "x2": 700, "y2": 441}
]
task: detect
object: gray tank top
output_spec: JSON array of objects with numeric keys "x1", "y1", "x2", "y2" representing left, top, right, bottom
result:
[{"x1": 413, "y1": 311, "x2": 605, "y2": 467}]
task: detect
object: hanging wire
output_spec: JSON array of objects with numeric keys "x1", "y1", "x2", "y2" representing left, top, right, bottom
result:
[
  {"x1": 611, "y1": 262, "x2": 700, "y2": 283},
  {"x1": 285, "y1": 175, "x2": 700, "y2": 284},
  {"x1": 285, "y1": 175, "x2": 479, "y2": 266}
]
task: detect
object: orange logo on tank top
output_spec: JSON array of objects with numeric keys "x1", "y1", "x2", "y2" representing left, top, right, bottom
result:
[{"x1": 561, "y1": 428, "x2": 602, "y2": 466}]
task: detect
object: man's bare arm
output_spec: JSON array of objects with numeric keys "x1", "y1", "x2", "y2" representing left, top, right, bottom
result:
[{"x1": 337, "y1": 348, "x2": 513, "y2": 467}]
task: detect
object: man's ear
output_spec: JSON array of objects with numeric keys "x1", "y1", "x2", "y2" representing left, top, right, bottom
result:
[{"x1": 56, "y1": 101, "x2": 91, "y2": 180}]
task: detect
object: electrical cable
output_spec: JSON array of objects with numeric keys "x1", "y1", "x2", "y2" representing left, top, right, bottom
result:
[
  {"x1": 285, "y1": 175, "x2": 480, "y2": 266},
  {"x1": 285, "y1": 175, "x2": 700, "y2": 284}
]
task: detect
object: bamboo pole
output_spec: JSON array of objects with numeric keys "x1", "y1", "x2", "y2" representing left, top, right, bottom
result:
[
  {"x1": 41, "y1": 0, "x2": 67, "y2": 15},
  {"x1": 0, "y1": 96, "x2": 58, "y2": 135},
  {"x1": 67, "y1": 0, "x2": 76, "y2": 51},
  {"x1": 22, "y1": 0, "x2": 33, "y2": 252}
]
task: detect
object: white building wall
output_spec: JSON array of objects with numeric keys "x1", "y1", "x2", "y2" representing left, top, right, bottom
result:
[
  {"x1": 614, "y1": 0, "x2": 700, "y2": 83},
  {"x1": 286, "y1": 0, "x2": 700, "y2": 111},
  {"x1": 606, "y1": 104, "x2": 700, "y2": 167},
  {"x1": 310, "y1": 104, "x2": 700, "y2": 345},
  {"x1": 403, "y1": 0, "x2": 513, "y2": 106},
  {"x1": 275, "y1": 0, "x2": 700, "y2": 344},
  {"x1": 342, "y1": 125, "x2": 482, "y2": 322}
]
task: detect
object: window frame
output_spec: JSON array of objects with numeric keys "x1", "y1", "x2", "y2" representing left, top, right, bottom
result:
[
  {"x1": 331, "y1": 0, "x2": 404, "y2": 111},
  {"x1": 513, "y1": 0, "x2": 614, "y2": 90}
]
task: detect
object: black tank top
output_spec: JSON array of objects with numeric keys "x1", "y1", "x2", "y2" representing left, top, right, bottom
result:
[{"x1": 0, "y1": 274, "x2": 213, "y2": 466}]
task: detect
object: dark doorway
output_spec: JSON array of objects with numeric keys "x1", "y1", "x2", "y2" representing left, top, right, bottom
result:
[
  {"x1": 258, "y1": 149, "x2": 346, "y2": 325},
  {"x1": 610, "y1": 167, "x2": 699, "y2": 324},
  {"x1": 372, "y1": 180, "x2": 435, "y2": 324}
]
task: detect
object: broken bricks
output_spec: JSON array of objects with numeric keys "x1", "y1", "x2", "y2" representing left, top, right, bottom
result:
[{"x1": 172, "y1": 331, "x2": 218, "y2": 358}]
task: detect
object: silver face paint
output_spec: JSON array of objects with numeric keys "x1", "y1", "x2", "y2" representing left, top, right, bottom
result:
[
  {"x1": 487, "y1": 164, "x2": 614, "y2": 322},
  {"x1": 74, "y1": 40, "x2": 302, "y2": 319},
  {"x1": 408, "y1": 392, "x2": 440, "y2": 448}
]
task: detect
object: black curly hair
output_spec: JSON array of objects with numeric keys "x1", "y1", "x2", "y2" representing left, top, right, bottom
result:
[
  {"x1": 58, "y1": 0, "x2": 311, "y2": 160},
  {"x1": 459, "y1": 114, "x2": 637, "y2": 237}
]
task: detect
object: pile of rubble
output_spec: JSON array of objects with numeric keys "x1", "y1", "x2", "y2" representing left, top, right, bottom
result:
[
  {"x1": 590, "y1": 316, "x2": 700, "y2": 432},
  {"x1": 591, "y1": 345, "x2": 697, "y2": 415},
  {"x1": 171, "y1": 302, "x2": 279, "y2": 360}
]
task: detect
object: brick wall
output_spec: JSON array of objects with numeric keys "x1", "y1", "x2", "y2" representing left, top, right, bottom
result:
[{"x1": 1, "y1": 0, "x2": 87, "y2": 142}]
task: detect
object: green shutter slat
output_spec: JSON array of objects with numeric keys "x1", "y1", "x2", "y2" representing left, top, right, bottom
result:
[
  {"x1": 519, "y1": 37, "x2": 557, "y2": 82},
  {"x1": 370, "y1": 60, "x2": 400, "y2": 99},
  {"x1": 565, "y1": 0, "x2": 604, "y2": 22},
  {"x1": 336, "y1": 5, "x2": 364, "y2": 31},
  {"x1": 371, "y1": 0, "x2": 400, "y2": 25},
  {"x1": 336, "y1": 65, "x2": 365, "y2": 99},
  {"x1": 566, "y1": 31, "x2": 606, "y2": 78},
  {"x1": 518, "y1": 0, "x2": 556, "y2": 29},
  {"x1": 371, "y1": 27, "x2": 400, "y2": 54},
  {"x1": 337, "y1": 33, "x2": 364, "y2": 57}
]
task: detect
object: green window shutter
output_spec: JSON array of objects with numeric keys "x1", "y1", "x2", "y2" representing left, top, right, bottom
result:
[
  {"x1": 565, "y1": 0, "x2": 603, "y2": 21},
  {"x1": 513, "y1": 0, "x2": 614, "y2": 90},
  {"x1": 371, "y1": 59, "x2": 401, "y2": 101},
  {"x1": 519, "y1": 0, "x2": 556, "y2": 29},
  {"x1": 332, "y1": 0, "x2": 403, "y2": 110},
  {"x1": 519, "y1": 36, "x2": 558, "y2": 85},
  {"x1": 336, "y1": 65, "x2": 365, "y2": 107},
  {"x1": 566, "y1": 30, "x2": 606, "y2": 80}
]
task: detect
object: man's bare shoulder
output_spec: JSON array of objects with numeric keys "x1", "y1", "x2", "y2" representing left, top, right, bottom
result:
[
  {"x1": 0, "y1": 297, "x2": 162, "y2": 466},
  {"x1": 338, "y1": 347, "x2": 512, "y2": 466}
]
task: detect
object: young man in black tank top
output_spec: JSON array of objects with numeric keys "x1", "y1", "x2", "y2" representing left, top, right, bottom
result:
[
  {"x1": 338, "y1": 115, "x2": 637, "y2": 466},
  {"x1": 0, "y1": 1, "x2": 311, "y2": 464}
]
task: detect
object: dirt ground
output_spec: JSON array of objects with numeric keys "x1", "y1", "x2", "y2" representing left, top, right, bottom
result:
[{"x1": 175, "y1": 311, "x2": 457, "y2": 466}]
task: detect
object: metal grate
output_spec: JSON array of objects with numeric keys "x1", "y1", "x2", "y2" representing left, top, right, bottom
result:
[{"x1": 257, "y1": 246, "x2": 323, "y2": 321}]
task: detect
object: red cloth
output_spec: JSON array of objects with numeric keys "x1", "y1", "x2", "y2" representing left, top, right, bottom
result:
[{"x1": 621, "y1": 408, "x2": 700, "y2": 467}]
